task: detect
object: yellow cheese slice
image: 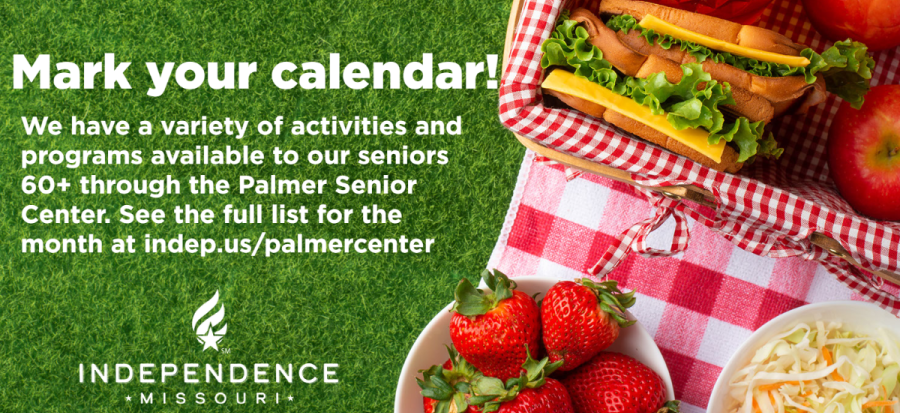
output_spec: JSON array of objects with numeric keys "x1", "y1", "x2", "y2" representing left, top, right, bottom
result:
[
  {"x1": 542, "y1": 70, "x2": 725, "y2": 163},
  {"x1": 639, "y1": 15, "x2": 810, "y2": 68}
]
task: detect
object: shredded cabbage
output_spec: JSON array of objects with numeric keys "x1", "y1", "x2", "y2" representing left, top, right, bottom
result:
[{"x1": 728, "y1": 323, "x2": 900, "y2": 413}]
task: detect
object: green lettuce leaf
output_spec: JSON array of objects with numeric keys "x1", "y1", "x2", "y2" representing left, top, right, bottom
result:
[
  {"x1": 541, "y1": 17, "x2": 779, "y2": 163},
  {"x1": 541, "y1": 20, "x2": 628, "y2": 94},
  {"x1": 757, "y1": 133, "x2": 785, "y2": 159},
  {"x1": 804, "y1": 40, "x2": 875, "y2": 109},
  {"x1": 708, "y1": 118, "x2": 772, "y2": 163},
  {"x1": 605, "y1": 14, "x2": 875, "y2": 108}
]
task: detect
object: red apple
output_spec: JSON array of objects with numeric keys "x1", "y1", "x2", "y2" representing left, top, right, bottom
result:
[
  {"x1": 646, "y1": 0, "x2": 773, "y2": 24},
  {"x1": 802, "y1": 0, "x2": 900, "y2": 52},
  {"x1": 828, "y1": 85, "x2": 900, "y2": 221}
]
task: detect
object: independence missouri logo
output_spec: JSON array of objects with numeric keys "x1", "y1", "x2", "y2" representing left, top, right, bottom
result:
[
  {"x1": 192, "y1": 290, "x2": 227, "y2": 351},
  {"x1": 78, "y1": 289, "x2": 340, "y2": 406}
]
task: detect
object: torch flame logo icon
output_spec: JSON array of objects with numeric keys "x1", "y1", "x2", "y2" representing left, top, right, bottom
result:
[{"x1": 192, "y1": 290, "x2": 227, "y2": 351}]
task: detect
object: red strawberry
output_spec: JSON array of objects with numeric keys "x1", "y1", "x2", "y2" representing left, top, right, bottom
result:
[
  {"x1": 472, "y1": 353, "x2": 574, "y2": 413},
  {"x1": 493, "y1": 379, "x2": 572, "y2": 413},
  {"x1": 561, "y1": 352, "x2": 678, "y2": 413},
  {"x1": 450, "y1": 270, "x2": 541, "y2": 382},
  {"x1": 541, "y1": 279, "x2": 635, "y2": 371},
  {"x1": 419, "y1": 346, "x2": 483, "y2": 413}
]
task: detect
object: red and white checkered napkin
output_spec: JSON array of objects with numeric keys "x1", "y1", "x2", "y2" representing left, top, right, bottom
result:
[
  {"x1": 499, "y1": 0, "x2": 900, "y2": 312},
  {"x1": 487, "y1": 152, "x2": 900, "y2": 412}
]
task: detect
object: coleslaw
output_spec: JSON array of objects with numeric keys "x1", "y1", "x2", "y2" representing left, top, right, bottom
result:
[{"x1": 728, "y1": 322, "x2": 900, "y2": 413}]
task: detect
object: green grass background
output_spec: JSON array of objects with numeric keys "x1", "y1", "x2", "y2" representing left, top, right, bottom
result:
[{"x1": 0, "y1": 0, "x2": 521, "y2": 411}]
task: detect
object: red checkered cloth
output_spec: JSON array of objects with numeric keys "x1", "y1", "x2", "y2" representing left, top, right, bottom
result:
[
  {"x1": 487, "y1": 151, "x2": 900, "y2": 412},
  {"x1": 498, "y1": 0, "x2": 900, "y2": 312}
]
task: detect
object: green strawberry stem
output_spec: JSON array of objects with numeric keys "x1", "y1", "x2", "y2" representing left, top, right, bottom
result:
[
  {"x1": 508, "y1": 347, "x2": 564, "y2": 390},
  {"x1": 657, "y1": 400, "x2": 681, "y2": 413},
  {"x1": 418, "y1": 345, "x2": 486, "y2": 413},
  {"x1": 452, "y1": 269, "x2": 516, "y2": 317},
  {"x1": 578, "y1": 278, "x2": 637, "y2": 328},
  {"x1": 472, "y1": 348, "x2": 563, "y2": 413}
]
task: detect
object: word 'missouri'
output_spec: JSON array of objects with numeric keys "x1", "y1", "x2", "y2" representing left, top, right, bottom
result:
[{"x1": 12, "y1": 53, "x2": 500, "y2": 97}]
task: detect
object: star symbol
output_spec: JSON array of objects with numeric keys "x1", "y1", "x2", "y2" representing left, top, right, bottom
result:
[
  {"x1": 288, "y1": 395, "x2": 294, "y2": 402},
  {"x1": 126, "y1": 396, "x2": 132, "y2": 402},
  {"x1": 198, "y1": 329, "x2": 223, "y2": 351}
]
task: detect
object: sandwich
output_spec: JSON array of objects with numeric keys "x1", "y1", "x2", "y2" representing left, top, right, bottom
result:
[{"x1": 539, "y1": 0, "x2": 875, "y2": 172}]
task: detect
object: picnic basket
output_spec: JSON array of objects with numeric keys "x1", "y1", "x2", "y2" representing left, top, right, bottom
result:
[{"x1": 499, "y1": 0, "x2": 900, "y2": 311}]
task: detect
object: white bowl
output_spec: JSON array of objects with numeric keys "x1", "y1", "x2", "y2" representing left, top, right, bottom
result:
[
  {"x1": 395, "y1": 275, "x2": 674, "y2": 413},
  {"x1": 707, "y1": 301, "x2": 900, "y2": 412}
]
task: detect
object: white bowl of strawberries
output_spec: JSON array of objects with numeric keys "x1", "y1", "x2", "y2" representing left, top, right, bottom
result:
[{"x1": 395, "y1": 272, "x2": 675, "y2": 413}]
